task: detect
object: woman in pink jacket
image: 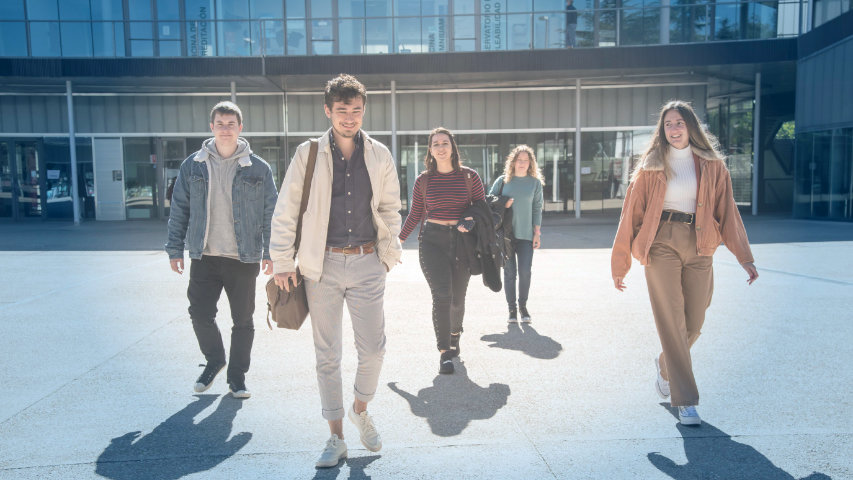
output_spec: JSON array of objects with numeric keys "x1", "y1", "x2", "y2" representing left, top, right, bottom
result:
[{"x1": 611, "y1": 100, "x2": 759, "y2": 426}]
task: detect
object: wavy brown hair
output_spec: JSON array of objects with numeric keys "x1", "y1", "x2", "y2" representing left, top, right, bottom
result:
[
  {"x1": 503, "y1": 144, "x2": 545, "y2": 185},
  {"x1": 632, "y1": 100, "x2": 724, "y2": 182},
  {"x1": 423, "y1": 127, "x2": 462, "y2": 174}
]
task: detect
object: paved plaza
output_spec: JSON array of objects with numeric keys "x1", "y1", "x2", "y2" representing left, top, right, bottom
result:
[{"x1": 0, "y1": 215, "x2": 850, "y2": 479}]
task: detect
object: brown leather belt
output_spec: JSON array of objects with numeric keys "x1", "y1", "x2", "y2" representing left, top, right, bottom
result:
[
  {"x1": 326, "y1": 241, "x2": 376, "y2": 255},
  {"x1": 661, "y1": 210, "x2": 695, "y2": 224}
]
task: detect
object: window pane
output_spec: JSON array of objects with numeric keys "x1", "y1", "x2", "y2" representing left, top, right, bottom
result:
[
  {"x1": 507, "y1": 13, "x2": 531, "y2": 49},
  {"x1": 91, "y1": 0, "x2": 123, "y2": 20},
  {"x1": 252, "y1": 0, "x2": 284, "y2": 17},
  {"x1": 312, "y1": 18, "x2": 332, "y2": 39},
  {"x1": 455, "y1": 1, "x2": 474, "y2": 14},
  {"x1": 130, "y1": 22, "x2": 154, "y2": 39},
  {"x1": 453, "y1": 15, "x2": 474, "y2": 38},
  {"x1": 339, "y1": 0, "x2": 365, "y2": 17},
  {"x1": 422, "y1": 15, "x2": 448, "y2": 51},
  {"x1": 61, "y1": 22, "x2": 93, "y2": 56},
  {"x1": 714, "y1": 3, "x2": 739, "y2": 39},
  {"x1": 92, "y1": 21, "x2": 121, "y2": 56},
  {"x1": 396, "y1": 0, "x2": 419, "y2": 16},
  {"x1": 534, "y1": 0, "x2": 563, "y2": 11},
  {"x1": 395, "y1": 17, "x2": 420, "y2": 52},
  {"x1": 220, "y1": 21, "x2": 252, "y2": 55},
  {"x1": 422, "y1": 0, "x2": 448, "y2": 15},
  {"x1": 157, "y1": 0, "x2": 180, "y2": 19},
  {"x1": 129, "y1": 0, "x2": 152, "y2": 19},
  {"x1": 286, "y1": 19, "x2": 306, "y2": 53},
  {"x1": 255, "y1": 19, "x2": 284, "y2": 54},
  {"x1": 507, "y1": 0, "x2": 532, "y2": 13},
  {"x1": 130, "y1": 39, "x2": 154, "y2": 56},
  {"x1": 338, "y1": 18, "x2": 363, "y2": 53},
  {"x1": 366, "y1": 17, "x2": 390, "y2": 52},
  {"x1": 0, "y1": 22, "x2": 27, "y2": 55},
  {"x1": 365, "y1": 0, "x2": 391, "y2": 16},
  {"x1": 26, "y1": 0, "x2": 58, "y2": 20},
  {"x1": 59, "y1": 0, "x2": 90, "y2": 20},
  {"x1": 0, "y1": 0, "x2": 25, "y2": 19},
  {"x1": 453, "y1": 38, "x2": 474, "y2": 51},
  {"x1": 159, "y1": 40, "x2": 182, "y2": 56},
  {"x1": 286, "y1": 0, "x2": 306, "y2": 17},
  {"x1": 217, "y1": 0, "x2": 249, "y2": 19},
  {"x1": 311, "y1": 0, "x2": 332, "y2": 17},
  {"x1": 30, "y1": 22, "x2": 61, "y2": 55},
  {"x1": 159, "y1": 21, "x2": 180, "y2": 39}
]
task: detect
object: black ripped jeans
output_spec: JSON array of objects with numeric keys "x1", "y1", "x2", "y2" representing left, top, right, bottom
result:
[{"x1": 418, "y1": 222, "x2": 471, "y2": 351}]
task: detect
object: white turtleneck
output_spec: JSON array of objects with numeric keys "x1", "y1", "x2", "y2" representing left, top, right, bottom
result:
[{"x1": 662, "y1": 145, "x2": 697, "y2": 214}]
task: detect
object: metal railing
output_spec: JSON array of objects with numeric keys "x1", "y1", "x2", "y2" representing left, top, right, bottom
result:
[{"x1": 0, "y1": 1, "x2": 807, "y2": 58}]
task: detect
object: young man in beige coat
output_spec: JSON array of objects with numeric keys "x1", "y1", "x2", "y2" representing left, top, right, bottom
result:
[{"x1": 269, "y1": 74, "x2": 402, "y2": 468}]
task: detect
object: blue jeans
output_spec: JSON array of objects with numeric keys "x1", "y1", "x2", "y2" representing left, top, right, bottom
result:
[{"x1": 504, "y1": 240, "x2": 533, "y2": 308}]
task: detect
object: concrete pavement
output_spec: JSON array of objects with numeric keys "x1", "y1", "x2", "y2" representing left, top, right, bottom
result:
[{"x1": 0, "y1": 215, "x2": 850, "y2": 479}]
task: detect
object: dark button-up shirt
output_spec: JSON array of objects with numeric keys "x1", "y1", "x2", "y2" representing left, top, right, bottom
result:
[{"x1": 326, "y1": 131, "x2": 376, "y2": 248}]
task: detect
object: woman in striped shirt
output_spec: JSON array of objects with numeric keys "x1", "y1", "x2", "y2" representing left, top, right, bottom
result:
[{"x1": 399, "y1": 127, "x2": 486, "y2": 374}]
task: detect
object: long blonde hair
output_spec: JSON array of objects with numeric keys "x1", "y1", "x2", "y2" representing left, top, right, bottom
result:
[
  {"x1": 631, "y1": 100, "x2": 725, "y2": 182},
  {"x1": 503, "y1": 145, "x2": 545, "y2": 185}
]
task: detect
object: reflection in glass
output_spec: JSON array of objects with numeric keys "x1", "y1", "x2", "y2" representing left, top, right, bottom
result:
[
  {"x1": 507, "y1": 14, "x2": 531, "y2": 50},
  {"x1": 286, "y1": 0, "x2": 306, "y2": 17},
  {"x1": 255, "y1": 19, "x2": 284, "y2": 54},
  {"x1": 311, "y1": 18, "x2": 334, "y2": 54},
  {"x1": 26, "y1": 0, "x2": 58, "y2": 20},
  {"x1": 130, "y1": 39, "x2": 155, "y2": 56},
  {"x1": 339, "y1": 18, "x2": 364, "y2": 54},
  {"x1": 93, "y1": 21, "x2": 124, "y2": 56},
  {"x1": 159, "y1": 40, "x2": 182, "y2": 56},
  {"x1": 422, "y1": 15, "x2": 449, "y2": 52},
  {"x1": 396, "y1": 17, "x2": 421, "y2": 52},
  {"x1": 219, "y1": 21, "x2": 252, "y2": 55},
  {"x1": 253, "y1": 0, "x2": 284, "y2": 17},
  {"x1": 59, "y1": 0, "x2": 91, "y2": 20},
  {"x1": 157, "y1": 0, "x2": 181, "y2": 19},
  {"x1": 0, "y1": 0, "x2": 25, "y2": 19},
  {"x1": 217, "y1": 0, "x2": 249, "y2": 19},
  {"x1": 91, "y1": 0, "x2": 124, "y2": 21},
  {"x1": 128, "y1": 0, "x2": 152, "y2": 20},
  {"x1": 286, "y1": 19, "x2": 306, "y2": 54},
  {"x1": 0, "y1": 22, "x2": 28, "y2": 56},
  {"x1": 311, "y1": 0, "x2": 333, "y2": 17},
  {"x1": 30, "y1": 22, "x2": 62, "y2": 56},
  {"x1": 186, "y1": 0, "x2": 216, "y2": 56},
  {"x1": 130, "y1": 22, "x2": 154, "y2": 39},
  {"x1": 61, "y1": 22, "x2": 94, "y2": 56}
]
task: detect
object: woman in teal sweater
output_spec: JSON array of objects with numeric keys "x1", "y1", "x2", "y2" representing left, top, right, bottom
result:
[{"x1": 489, "y1": 145, "x2": 544, "y2": 323}]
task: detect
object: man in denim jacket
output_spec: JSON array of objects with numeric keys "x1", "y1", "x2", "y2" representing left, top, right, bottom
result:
[{"x1": 166, "y1": 101, "x2": 278, "y2": 399}]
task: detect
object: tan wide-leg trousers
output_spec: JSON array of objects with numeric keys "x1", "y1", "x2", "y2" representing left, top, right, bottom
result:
[{"x1": 644, "y1": 221, "x2": 713, "y2": 407}]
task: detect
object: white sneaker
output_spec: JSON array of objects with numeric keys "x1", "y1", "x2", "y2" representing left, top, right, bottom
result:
[
  {"x1": 678, "y1": 406, "x2": 701, "y2": 426},
  {"x1": 315, "y1": 434, "x2": 347, "y2": 468},
  {"x1": 654, "y1": 358, "x2": 670, "y2": 399},
  {"x1": 348, "y1": 408, "x2": 382, "y2": 452}
]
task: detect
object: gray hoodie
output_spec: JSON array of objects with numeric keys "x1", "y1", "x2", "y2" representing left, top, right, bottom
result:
[{"x1": 198, "y1": 137, "x2": 253, "y2": 260}]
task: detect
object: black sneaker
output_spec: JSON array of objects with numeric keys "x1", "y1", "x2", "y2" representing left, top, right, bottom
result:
[
  {"x1": 508, "y1": 307, "x2": 518, "y2": 324},
  {"x1": 439, "y1": 350, "x2": 454, "y2": 374},
  {"x1": 449, "y1": 333, "x2": 461, "y2": 358},
  {"x1": 228, "y1": 378, "x2": 251, "y2": 399},
  {"x1": 520, "y1": 306, "x2": 531, "y2": 323},
  {"x1": 193, "y1": 362, "x2": 225, "y2": 393}
]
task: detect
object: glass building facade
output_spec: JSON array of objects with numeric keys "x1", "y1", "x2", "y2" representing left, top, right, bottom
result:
[{"x1": 0, "y1": 0, "x2": 808, "y2": 57}]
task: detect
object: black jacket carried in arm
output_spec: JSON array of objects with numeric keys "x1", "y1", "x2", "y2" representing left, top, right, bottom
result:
[
  {"x1": 458, "y1": 199, "x2": 504, "y2": 292},
  {"x1": 488, "y1": 193, "x2": 514, "y2": 260}
]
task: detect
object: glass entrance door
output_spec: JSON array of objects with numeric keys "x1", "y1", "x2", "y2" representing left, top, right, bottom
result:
[
  {"x1": 15, "y1": 141, "x2": 43, "y2": 218},
  {"x1": 160, "y1": 138, "x2": 186, "y2": 218},
  {"x1": 0, "y1": 142, "x2": 11, "y2": 218}
]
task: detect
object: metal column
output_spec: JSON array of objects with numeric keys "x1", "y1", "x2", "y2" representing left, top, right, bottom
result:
[
  {"x1": 575, "y1": 78, "x2": 582, "y2": 219},
  {"x1": 391, "y1": 80, "x2": 398, "y2": 164},
  {"x1": 231, "y1": 81, "x2": 236, "y2": 103},
  {"x1": 66, "y1": 80, "x2": 81, "y2": 224},
  {"x1": 752, "y1": 72, "x2": 761, "y2": 216}
]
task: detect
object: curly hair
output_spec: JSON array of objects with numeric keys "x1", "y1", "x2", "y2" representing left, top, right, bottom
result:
[
  {"x1": 503, "y1": 144, "x2": 545, "y2": 185},
  {"x1": 324, "y1": 73, "x2": 367, "y2": 108}
]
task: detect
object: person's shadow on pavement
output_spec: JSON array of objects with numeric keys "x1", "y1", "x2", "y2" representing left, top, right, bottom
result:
[
  {"x1": 649, "y1": 403, "x2": 831, "y2": 480},
  {"x1": 95, "y1": 394, "x2": 251, "y2": 479},
  {"x1": 387, "y1": 361, "x2": 510, "y2": 437},
  {"x1": 311, "y1": 455, "x2": 381, "y2": 480},
  {"x1": 480, "y1": 323, "x2": 563, "y2": 359}
]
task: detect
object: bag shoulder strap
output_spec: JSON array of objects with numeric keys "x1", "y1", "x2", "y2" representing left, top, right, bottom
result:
[
  {"x1": 498, "y1": 176, "x2": 505, "y2": 195},
  {"x1": 419, "y1": 172, "x2": 431, "y2": 231},
  {"x1": 294, "y1": 139, "x2": 318, "y2": 254},
  {"x1": 461, "y1": 166, "x2": 475, "y2": 205}
]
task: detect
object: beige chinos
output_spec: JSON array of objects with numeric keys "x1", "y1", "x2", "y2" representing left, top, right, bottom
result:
[
  {"x1": 644, "y1": 220, "x2": 713, "y2": 407},
  {"x1": 305, "y1": 249, "x2": 387, "y2": 421}
]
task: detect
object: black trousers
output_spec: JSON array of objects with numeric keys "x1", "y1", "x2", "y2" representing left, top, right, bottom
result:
[
  {"x1": 188, "y1": 255, "x2": 260, "y2": 382},
  {"x1": 419, "y1": 222, "x2": 471, "y2": 351}
]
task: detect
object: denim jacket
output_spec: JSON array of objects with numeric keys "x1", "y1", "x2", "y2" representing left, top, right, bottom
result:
[{"x1": 166, "y1": 144, "x2": 278, "y2": 263}]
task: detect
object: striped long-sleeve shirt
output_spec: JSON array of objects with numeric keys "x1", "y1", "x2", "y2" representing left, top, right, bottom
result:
[{"x1": 399, "y1": 169, "x2": 486, "y2": 241}]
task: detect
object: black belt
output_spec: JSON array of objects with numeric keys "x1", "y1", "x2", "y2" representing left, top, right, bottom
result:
[{"x1": 661, "y1": 211, "x2": 695, "y2": 224}]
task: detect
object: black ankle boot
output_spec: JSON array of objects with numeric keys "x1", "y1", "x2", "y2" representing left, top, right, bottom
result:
[
  {"x1": 508, "y1": 307, "x2": 518, "y2": 324},
  {"x1": 439, "y1": 350, "x2": 455, "y2": 374}
]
